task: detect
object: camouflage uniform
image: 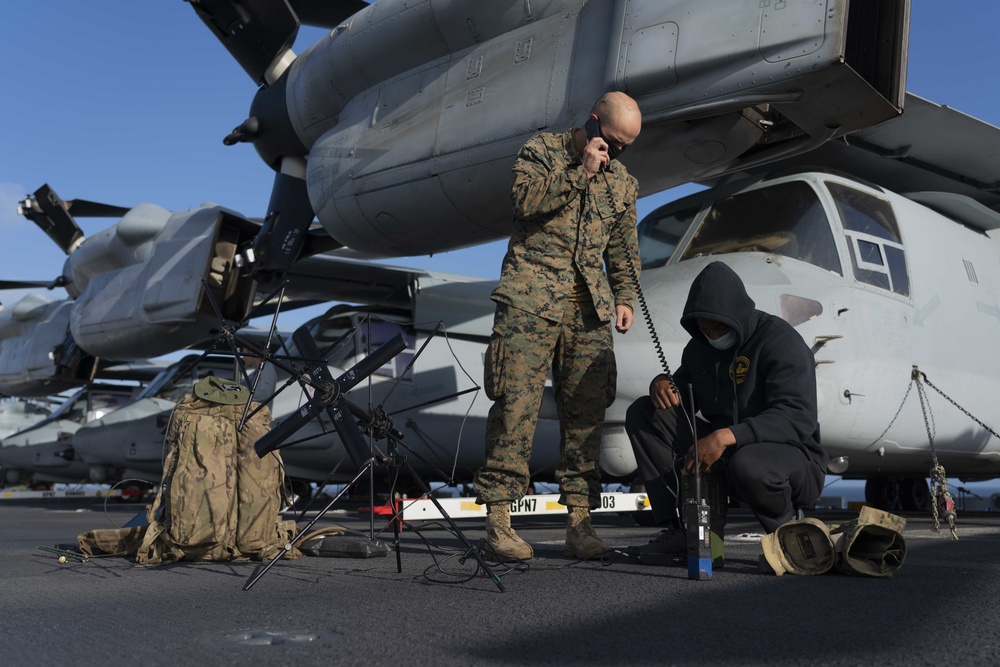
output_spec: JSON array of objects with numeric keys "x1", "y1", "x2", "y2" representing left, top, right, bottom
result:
[{"x1": 474, "y1": 129, "x2": 639, "y2": 509}]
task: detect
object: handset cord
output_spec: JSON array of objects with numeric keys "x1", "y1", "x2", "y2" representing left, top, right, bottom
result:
[
  {"x1": 598, "y1": 170, "x2": 673, "y2": 385},
  {"x1": 598, "y1": 169, "x2": 696, "y2": 438}
]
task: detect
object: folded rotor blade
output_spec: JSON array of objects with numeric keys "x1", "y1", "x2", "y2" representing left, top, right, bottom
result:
[
  {"x1": 65, "y1": 199, "x2": 130, "y2": 219},
  {"x1": 287, "y1": 0, "x2": 368, "y2": 29},
  {"x1": 0, "y1": 280, "x2": 52, "y2": 291},
  {"x1": 188, "y1": 0, "x2": 300, "y2": 86},
  {"x1": 17, "y1": 184, "x2": 84, "y2": 255}
]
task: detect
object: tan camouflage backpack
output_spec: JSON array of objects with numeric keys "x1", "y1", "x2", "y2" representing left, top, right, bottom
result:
[{"x1": 79, "y1": 377, "x2": 299, "y2": 564}]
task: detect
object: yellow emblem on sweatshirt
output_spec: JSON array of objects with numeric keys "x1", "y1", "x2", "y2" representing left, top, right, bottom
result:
[{"x1": 730, "y1": 356, "x2": 750, "y2": 384}]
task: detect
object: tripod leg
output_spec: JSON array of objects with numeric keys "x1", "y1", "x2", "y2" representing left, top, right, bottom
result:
[
  {"x1": 243, "y1": 462, "x2": 374, "y2": 591},
  {"x1": 401, "y1": 460, "x2": 505, "y2": 593},
  {"x1": 393, "y1": 493, "x2": 402, "y2": 574}
]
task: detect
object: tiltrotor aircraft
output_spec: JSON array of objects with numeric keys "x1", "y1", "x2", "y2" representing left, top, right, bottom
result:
[
  {"x1": 2, "y1": 183, "x2": 401, "y2": 397},
  {"x1": 0, "y1": 384, "x2": 136, "y2": 487},
  {"x1": 599, "y1": 94, "x2": 1000, "y2": 511},
  {"x1": 188, "y1": 0, "x2": 909, "y2": 271},
  {"x1": 0, "y1": 399, "x2": 51, "y2": 441},
  {"x1": 1, "y1": 0, "x2": 911, "y2": 391},
  {"x1": 51, "y1": 273, "x2": 564, "y2": 496},
  {"x1": 2, "y1": 0, "x2": 926, "y2": 506},
  {"x1": 1, "y1": 186, "x2": 257, "y2": 396}
]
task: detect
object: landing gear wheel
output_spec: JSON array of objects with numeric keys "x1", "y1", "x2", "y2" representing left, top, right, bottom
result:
[
  {"x1": 900, "y1": 477, "x2": 931, "y2": 511},
  {"x1": 116, "y1": 481, "x2": 150, "y2": 503},
  {"x1": 865, "y1": 476, "x2": 932, "y2": 512},
  {"x1": 865, "y1": 477, "x2": 905, "y2": 511},
  {"x1": 289, "y1": 480, "x2": 314, "y2": 508}
]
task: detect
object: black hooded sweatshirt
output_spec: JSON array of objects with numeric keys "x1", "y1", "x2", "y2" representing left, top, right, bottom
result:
[{"x1": 672, "y1": 261, "x2": 826, "y2": 470}]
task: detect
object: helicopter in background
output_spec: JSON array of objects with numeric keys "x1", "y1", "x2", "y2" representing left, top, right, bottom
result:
[
  {"x1": 0, "y1": 384, "x2": 136, "y2": 488},
  {"x1": 56, "y1": 264, "x2": 564, "y2": 496}
]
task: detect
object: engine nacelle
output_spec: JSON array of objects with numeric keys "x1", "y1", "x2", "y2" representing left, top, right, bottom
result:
[
  {"x1": 281, "y1": 0, "x2": 908, "y2": 255},
  {"x1": 0, "y1": 294, "x2": 92, "y2": 397},
  {"x1": 66, "y1": 204, "x2": 260, "y2": 360}
]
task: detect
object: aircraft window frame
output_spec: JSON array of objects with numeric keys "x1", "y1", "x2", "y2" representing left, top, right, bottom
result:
[
  {"x1": 299, "y1": 314, "x2": 417, "y2": 382},
  {"x1": 304, "y1": 316, "x2": 358, "y2": 368},
  {"x1": 138, "y1": 367, "x2": 177, "y2": 400},
  {"x1": 827, "y1": 181, "x2": 910, "y2": 298},
  {"x1": 357, "y1": 318, "x2": 416, "y2": 382},
  {"x1": 638, "y1": 204, "x2": 701, "y2": 269},
  {"x1": 46, "y1": 389, "x2": 97, "y2": 422},
  {"x1": 854, "y1": 237, "x2": 885, "y2": 269},
  {"x1": 678, "y1": 180, "x2": 843, "y2": 275},
  {"x1": 827, "y1": 182, "x2": 902, "y2": 242},
  {"x1": 86, "y1": 394, "x2": 130, "y2": 422}
]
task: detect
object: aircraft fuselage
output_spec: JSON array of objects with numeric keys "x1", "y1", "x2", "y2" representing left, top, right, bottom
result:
[{"x1": 603, "y1": 171, "x2": 1000, "y2": 481}]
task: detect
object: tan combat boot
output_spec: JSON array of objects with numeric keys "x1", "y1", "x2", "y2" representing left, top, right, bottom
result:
[
  {"x1": 485, "y1": 502, "x2": 533, "y2": 562},
  {"x1": 565, "y1": 506, "x2": 606, "y2": 559}
]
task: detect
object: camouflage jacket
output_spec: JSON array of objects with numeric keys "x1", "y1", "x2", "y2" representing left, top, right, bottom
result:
[{"x1": 491, "y1": 129, "x2": 640, "y2": 323}]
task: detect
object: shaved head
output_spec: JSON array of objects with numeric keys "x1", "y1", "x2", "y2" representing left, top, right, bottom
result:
[{"x1": 591, "y1": 91, "x2": 642, "y2": 142}]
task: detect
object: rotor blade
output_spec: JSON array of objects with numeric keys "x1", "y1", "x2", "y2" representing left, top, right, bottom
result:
[
  {"x1": 65, "y1": 199, "x2": 130, "y2": 219},
  {"x1": 0, "y1": 280, "x2": 51, "y2": 291},
  {"x1": 287, "y1": 0, "x2": 368, "y2": 29},
  {"x1": 17, "y1": 184, "x2": 84, "y2": 255},
  {"x1": 249, "y1": 170, "x2": 316, "y2": 281},
  {"x1": 254, "y1": 398, "x2": 322, "y2": 458},
  {"x1": 188, "y1": 0, "x2": 300, "y2": 86}
]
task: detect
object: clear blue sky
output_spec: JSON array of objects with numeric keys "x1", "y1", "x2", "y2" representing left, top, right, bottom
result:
[{"x1": 1, "y1": 1, "x2": 998, "y2": 334}]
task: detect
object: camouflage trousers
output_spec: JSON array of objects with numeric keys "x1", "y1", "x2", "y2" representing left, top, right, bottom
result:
[{"x1": 474, "y1": 301, "x2": 617, "y2": 509}]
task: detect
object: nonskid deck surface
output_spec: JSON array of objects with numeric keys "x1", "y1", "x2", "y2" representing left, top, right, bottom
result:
[{"x1": 1, "y1": 499, "x2": 997, "y2": 666}]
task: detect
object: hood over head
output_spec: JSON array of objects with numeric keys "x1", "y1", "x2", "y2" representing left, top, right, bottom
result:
[{"x1": 680, "y1": 261, "x2": 756, "y2": 346}]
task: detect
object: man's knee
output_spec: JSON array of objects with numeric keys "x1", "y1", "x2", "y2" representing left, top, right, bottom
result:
[
  {"x1": 728, "y1": 447, "x2": 781, "y2": 488},
  {"x1": 625, "y1": 396, "x2": 654, "y2": 433},
  {"x1": 727, "y1": 444, "x2": 820, "y2": 514}
]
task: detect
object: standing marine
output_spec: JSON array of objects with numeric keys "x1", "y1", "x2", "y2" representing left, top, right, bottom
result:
[{"x1": 473, "y1": 91, "x2": 643, "y2": 561}]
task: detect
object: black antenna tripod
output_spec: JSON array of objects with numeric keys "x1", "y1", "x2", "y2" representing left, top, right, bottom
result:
[
  {"x1": 183, "y1": 278, "x2": 499, "y2": 591},
  {"x1": 243, "y1": 324, "x2": 505, "y2": 592}
]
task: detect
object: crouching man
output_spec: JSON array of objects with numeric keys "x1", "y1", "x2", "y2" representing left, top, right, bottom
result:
[{"x1": 626, "y1": 261, "x2": 827, "y2": 563}]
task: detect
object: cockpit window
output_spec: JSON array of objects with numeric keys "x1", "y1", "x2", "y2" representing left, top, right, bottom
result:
[
  {"x1": 637, "y1": 204, "x2": 699, "y2": 269},
  {"x1": 827, "y1": 182, "x2": 909, "y2": 297},
  {"x1": 138, "y1": 367, "x2": 176, "y2": 400},
  {"x1": 828, "y1": 183, "x2": 901, "y2": 242},
  {"x1": 296, "y1": 315, "x2": 416, "y2": 382},
  {"x1": 679, "y1": 181, "x2": 842, "y2": 275},
  {"x1": 359, "y1": 319, "x2": 416, "y2": 382},
  {"x1": 59, "y1": 391, "x2": 130, "y2": 423},
  {"x1": 303, "y1": 316, "x2": 357, "y2": 368},
  {"x1": 86, "y1": 393, "x2": 130, "y2": 422},
  {"x1": 140, "y1": 359, "x2": 235, "y2": 402}
]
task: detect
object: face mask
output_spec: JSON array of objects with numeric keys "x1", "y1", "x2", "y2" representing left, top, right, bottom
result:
[{"x1": 707, "y1": 330, "x2": 737, "y2": 350}]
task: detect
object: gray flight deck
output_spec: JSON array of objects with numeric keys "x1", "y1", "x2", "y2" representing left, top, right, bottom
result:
[{"x1": 1, "y1": 498, "x2": 997, "y2": 666}]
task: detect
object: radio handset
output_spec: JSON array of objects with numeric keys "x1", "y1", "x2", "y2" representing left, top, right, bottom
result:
[
  {"x1": 584, "y1": 115, "x2": 604, "y2": 172},
  {"x1": 585, "y1": 115, "x2": 611, "y2": 172}
]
